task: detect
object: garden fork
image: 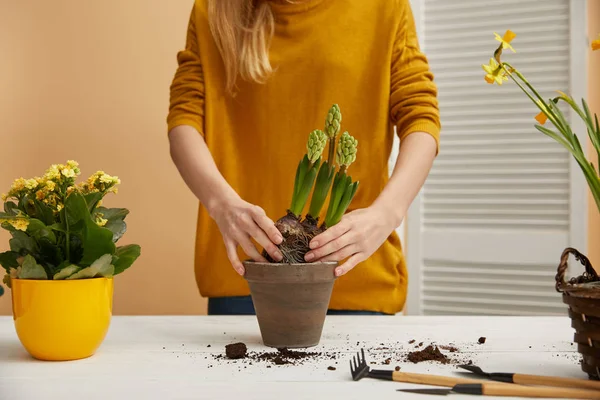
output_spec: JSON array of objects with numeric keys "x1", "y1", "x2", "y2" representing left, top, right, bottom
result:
[{"x1": 349, "y1": 348, "x2": 490, "y2": 387}]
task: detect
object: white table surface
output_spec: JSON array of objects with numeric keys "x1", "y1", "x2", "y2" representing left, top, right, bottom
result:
[{"x1": 0, "y1": 316, "x2": 589, "y2": 400}]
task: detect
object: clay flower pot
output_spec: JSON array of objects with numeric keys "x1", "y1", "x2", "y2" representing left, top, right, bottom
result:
[
  {"x1": 11, "y1": 277, "x2": 113, "y2": 361},
  {"x1": 243, "y1": 261, "x2": 337, "y2": 348}
]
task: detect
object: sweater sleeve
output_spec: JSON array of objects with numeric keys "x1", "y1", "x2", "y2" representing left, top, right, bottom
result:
[
  {"x1": 390, "y1": 0, "x2": 440, "y2": 152},
  {"x1": 167, "y1": 4, "x2": 206, "y2": 136}
]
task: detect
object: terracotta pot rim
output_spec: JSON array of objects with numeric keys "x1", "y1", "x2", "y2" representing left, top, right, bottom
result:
[{"x1": 242, "y1": 261, "x2": 338, "y2": 267}]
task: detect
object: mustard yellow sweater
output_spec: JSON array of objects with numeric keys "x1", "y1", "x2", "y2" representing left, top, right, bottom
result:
[{"x1": 167, "y1": 0, "x2": 440, "y2": 314}]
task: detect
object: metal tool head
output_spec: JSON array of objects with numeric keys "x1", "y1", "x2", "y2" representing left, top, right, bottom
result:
[
  {"x1": 396, "y1": 388, "x2": 451, "y2": 396},
  {"x1": 458, "y1": 364, "x2": 488, "y2": 377},
  {"x1": 350, "y1": 348, "x2": 370, "y2": 381}
]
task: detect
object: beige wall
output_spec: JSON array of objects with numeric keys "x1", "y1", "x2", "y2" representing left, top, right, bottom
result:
[
  {"x1": 0, "y1": 0, "x2": 207, "y2": 315},
  {"x1": 588, "y1": 1, "x2": 600, "y2": 268}
]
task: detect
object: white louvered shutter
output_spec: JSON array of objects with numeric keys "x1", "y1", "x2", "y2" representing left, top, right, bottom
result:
[{"x1": 405, "y1": 0, "x2": 588, "y2": 316}]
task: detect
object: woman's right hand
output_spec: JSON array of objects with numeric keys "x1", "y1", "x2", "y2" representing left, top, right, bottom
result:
[{"x1": 210, "y1": 197, "x2": 284, "y2": 275}]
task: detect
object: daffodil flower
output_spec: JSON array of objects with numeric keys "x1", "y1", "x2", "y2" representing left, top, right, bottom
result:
[
  {"x1": 482, "y1": 58, "x2": 508, "y2": 85},
  {"x1": 494, "y1": 30, "x2": 517, "y2": 52},
  {"x1": 592, "y1": 34, "x2": 600, "y2": 51}
]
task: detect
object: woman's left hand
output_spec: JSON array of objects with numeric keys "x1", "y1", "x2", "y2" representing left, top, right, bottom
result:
[{"x1": 304, "y1": 205, "x2": 401, "y2": 277}]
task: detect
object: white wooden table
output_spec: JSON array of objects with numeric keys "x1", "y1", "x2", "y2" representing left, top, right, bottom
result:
[{"x1": 0, "y1": 316, "x2": 587, "y2": 399}]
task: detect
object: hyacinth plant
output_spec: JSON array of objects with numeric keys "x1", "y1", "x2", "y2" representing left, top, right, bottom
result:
[
  {"x1": 0, "y1": 161, "x2": 141, "y2": 293},
  {"x1": 264, "y1": 105, "x2": 359, "y2": 263},
  {"x1": 483, "y1": 30, "x2": 600, "y2": 213}
]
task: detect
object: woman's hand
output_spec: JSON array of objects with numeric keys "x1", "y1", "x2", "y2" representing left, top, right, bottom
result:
[
  {"x1": 210, "y1": 198, "x2": 283, "y2": 275},
  {"x1": 304, "y1": 205, "x2": 400, "y2": 277}
]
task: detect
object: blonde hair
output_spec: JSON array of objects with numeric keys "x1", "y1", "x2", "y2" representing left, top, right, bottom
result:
[{"x1": 208, "y1": 0, "x2": 276, "y2": 95}]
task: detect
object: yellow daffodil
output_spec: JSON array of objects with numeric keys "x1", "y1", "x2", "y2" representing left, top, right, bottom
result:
[
  {"x1": 482, "y1": 58, "x2": 508, "y2": 85},
  {"x1": 535, "y1": 112, "x2": 547, "y2": 125},
  {"x1": 494, "y1": 30, "x2": 516, "y2": 52},
  {"x1": 592, "y1": 34, "x2": 600, "y2": 51}
]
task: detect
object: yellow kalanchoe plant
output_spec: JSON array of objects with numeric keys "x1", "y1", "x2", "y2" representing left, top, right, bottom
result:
[
  {"x1": 483, "y1": 30, "x2": 600, "y2": 212},
  {"x1": 0, "y1": 161, "x2": 140, "y2": 293}
]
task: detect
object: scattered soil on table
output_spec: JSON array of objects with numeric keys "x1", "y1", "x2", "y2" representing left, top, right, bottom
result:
[
  {"x1": 439, "y1": 345, "x2": 458, "y2": 353},
  {"x1": 207, "y1": 345, "x2": 211, "y2": 348},
  {"x1": 395, "y1": 366, "x2": 401, "y2": 371},
  {"x1": 408, "y1": 340, "x2": 415, "y2": 344},
  {"x1": 478, "y1": 337, "x2": 486, "y2": 344},
  {"x1": 225, "y1": 342, "x2": 247, "y2": 359},
  {"x1": 407, "y1": 345, "x2": 449, "y2": 364},
  {"x1": 418, "y1": 342, "x2": 424, "y2": 347},
  {"x1": 383, "y1": 357, "x2": 391, "y2": 365},
  {"x1": 327, "y1": 366, "x2": 336, "y2": 371}
]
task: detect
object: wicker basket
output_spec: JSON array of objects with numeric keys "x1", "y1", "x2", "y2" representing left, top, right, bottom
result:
[{"x1": 556, "y1": 247, "x2": 600, "y2": 380}]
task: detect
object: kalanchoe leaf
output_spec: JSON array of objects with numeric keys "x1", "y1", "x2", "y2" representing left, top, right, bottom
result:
[
  {"x1": 9, "y1": 231, "x2": 37, "y2": 255},
  {"x1": 112, "y1": 244, "x2": 141, "y2": 275},
  {"x1": 66, "y1": 253, "x2": 114, "y2": 279},
  {"x1": 0, "y1": 251, "x2": 19, "y2": 273},
  {"x1": 325, "y1": 104, "x2": 342, "y2": 139},
  {"x1": 18, "y1": 254, "x2": 47, "y2": 280},
  {"x1": 306, "y1": 129, "x2": 328, "y2": 164},
  {"x1": 95, "y1": 207, "x2": 129, "y2": 243},
  {"x1": 4, "y1": 202, "x2": 19, "y2": 216},
  {"x1": 53, "y1": 264, "x2": 80, "y2": 280}
]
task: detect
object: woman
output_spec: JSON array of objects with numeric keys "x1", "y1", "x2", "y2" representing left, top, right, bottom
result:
[{"x1": 167, "y1": 0, "x2": 440, "y2": 315}]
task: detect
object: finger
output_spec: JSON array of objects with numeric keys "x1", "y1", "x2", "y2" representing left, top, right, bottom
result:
[
  {"x1": 335, "y1": 253, "x2": 363, "y2": 277},
  {"x1": 236, "y1": 233, "x2": 267, "y2": 263},
  {"x1": 246, "y1": 222, "x2": 283, "y2": 262},
  {"x1": 318, "y1": 244, "x2": 358, "y2": 263},
  {"x1": 305, "y1": 231, "x2": 356, "y2": 262},
  {"x1": 224, "y1": 239, "x2": 244, "y2": 275},
  {"x1": 252, "y1": 207, "x2": 283, "y2": 244},
  {"x1": 310, "y1": 219, "x2": 351, "y2": 249}
]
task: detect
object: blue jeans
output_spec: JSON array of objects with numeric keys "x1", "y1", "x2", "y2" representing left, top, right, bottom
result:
[{"x1": 207, "y1": 295, "x2": 389, "y2": 315}]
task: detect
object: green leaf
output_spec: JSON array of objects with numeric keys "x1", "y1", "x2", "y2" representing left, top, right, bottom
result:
[
  {"x1": 53, "y1": 265, "x2": 80, "y2": 280},
  {"x1": 83, "y1": 192, "x2": 104, "y2": 212},
  {"x1": 291, "y1": 163, "x2": 318, "y2": 216},
  {"x1": 0, "y1": 251, "x2": 19, "y2": 273},
  {"x1": 27, "y1": 219, "x2": 57, "y2": 244},
  {"x1": 112, "y1": 244, "x2": 141, "y2": 275},
  {"x1": 9, "y1": 231, "x2": 37, "y2": 254},
  {"x1": 95, "y1": 207, "x2": 129, "y2": 242},
  {"x1": 33, "y1": 200, "x2": 55, "y2": 226},
  {"x1": 308, "y1": 161, "x2": 335, "y2": 218},
  {"x1": 18, "y1": 255, "x2": 47, "y2": 280},
  {"x1": 4, "y1": 201, "x2": 19, "y2": 216},
  {"x1": 38, "y1": 238, "x2": 64, "y2": 273},
  {"x1": 66, "y1": 254, "x2": 114, "y2": 279},
  {"x1": 65, "y1": 193, "x2": 116, "y2": 266},
  {"x1": 331, "y1": 179, "x2": 359, "y2": 226}
]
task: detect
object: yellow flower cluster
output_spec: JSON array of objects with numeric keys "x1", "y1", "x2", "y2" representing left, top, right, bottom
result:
[
  {"x1": 79, "y1": 171, "x2": 121, "y2": 195},
  {"x1": 0, "y1": 218, "x2": 29, "y2": 231},
  {"x1": 95, "y1": 213, "x2": 108, "y2": 227}
]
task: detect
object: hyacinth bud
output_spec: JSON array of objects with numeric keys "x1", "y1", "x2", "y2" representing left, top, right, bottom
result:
[
  {"x1": 306, "y1": 129, "x2": 327, "y2": 163},
  {"x1": 336, "y1": 132, "x2": 358, "y2": 167},
  {"x1": 325, "y1": 104, "x2": 342, "y2": 139}
]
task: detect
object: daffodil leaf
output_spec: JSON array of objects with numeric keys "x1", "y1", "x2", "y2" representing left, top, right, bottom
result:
[
  {"x1": 95, "y1": 207, "x2": 129, "y2": 243},
  {"x1": 112, "y1": 244, "x2": 141, "y2": 275},
  {"x1": 53, "y1": 265, "x2": 80, "y2": 280},
  {"x1": 18, "y1": 255, "x2": 47, "y2": 280},
  {"x1": 4, "y1": 202, "x2": 19, "y2": 216},
  {"x1": 9, "y1": 231, "x2": 37, "y2": 255},
  {"x1": 0, "y1": 251, "x2": 19, "y2": 273},
  {"x1": 66, "y1": 254, "x2": 114, "y2": 279},
  {"x1": 65, "y1": 193, "x2": 115, "y2": 267}
]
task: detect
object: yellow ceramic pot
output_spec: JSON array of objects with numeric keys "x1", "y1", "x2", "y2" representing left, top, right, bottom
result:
[{"x1": 11, "y1": 277, "x2": 113, "y2": 361}]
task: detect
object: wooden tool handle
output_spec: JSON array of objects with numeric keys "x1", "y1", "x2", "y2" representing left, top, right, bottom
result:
[
  {"x1": 392, "y1": 371, "x2": 487, "y2": 387},
  {"x1": 515, "y1": 373, "x2": 600, "y2": 391},
  {"x1": 483, "y1": 383, "x2": 600, "y2": 399}
]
